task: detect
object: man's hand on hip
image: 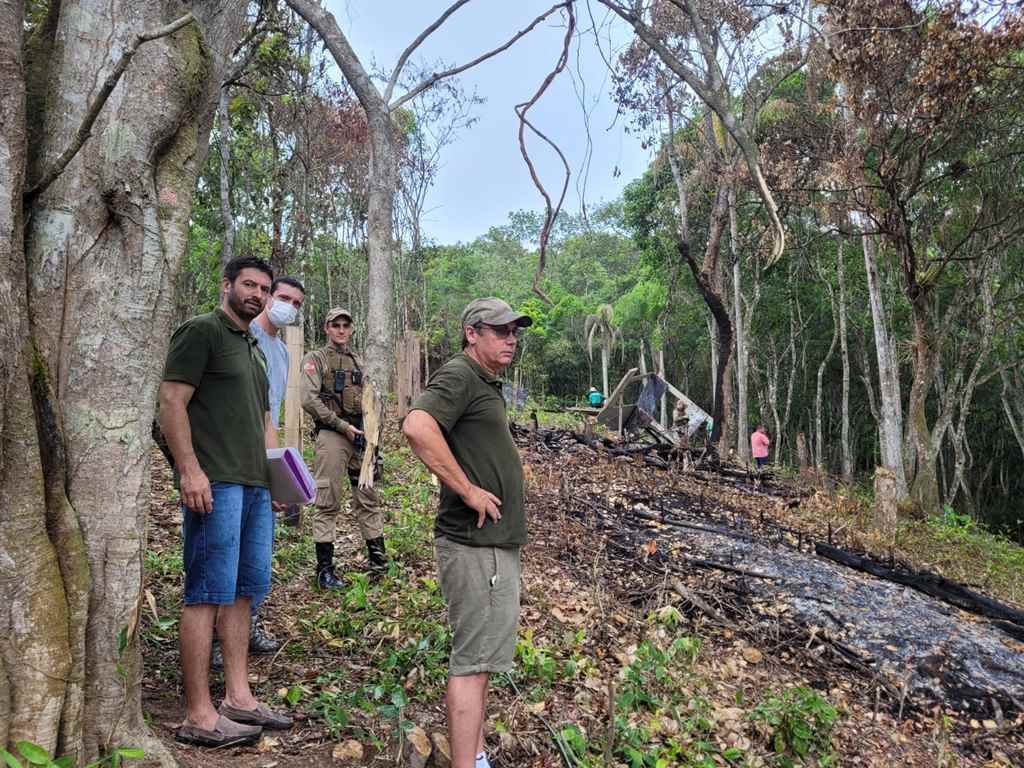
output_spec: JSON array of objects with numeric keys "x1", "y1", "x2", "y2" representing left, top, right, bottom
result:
[
  {"x1": 462, "y1": 484, "x2": 502, "y2": 528},
  {"x1": 180, "y1": 468, "x2": 213, "y2": 514}
]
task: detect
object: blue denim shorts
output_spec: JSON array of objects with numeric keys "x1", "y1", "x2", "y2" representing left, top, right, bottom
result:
[{"x1": 182, "y1": 483, "x2": 274, "y2": 607}]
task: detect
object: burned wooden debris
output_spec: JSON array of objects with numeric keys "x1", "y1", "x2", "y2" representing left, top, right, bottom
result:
[{"x1": 516, "y1": 424, "x2": 1024, "y2": 724}]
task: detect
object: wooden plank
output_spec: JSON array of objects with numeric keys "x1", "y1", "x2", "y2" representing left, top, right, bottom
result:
[
  {"x1": 359, "y1": 382, "x2": 386, "y2": 489},
  {"x1": 600, "y1": 367, "x2": 640, "y2": 413},
  {"x1": 395, "y1": 330, "x2": 422, "y2": 420},
  {"x1": 283, "y1": 325, "x2": 304, "y2": 449}
]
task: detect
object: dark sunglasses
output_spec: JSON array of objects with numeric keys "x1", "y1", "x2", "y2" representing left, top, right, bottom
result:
[{"x1": 478, "y1": 323, "x2": 524, "y2": 339}]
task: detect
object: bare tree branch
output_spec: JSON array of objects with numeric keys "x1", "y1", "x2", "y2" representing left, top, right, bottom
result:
[
  {"x1": 515, "y1": 2, "x2": 575, "y2": 305},
  {"x1": 24, "y1": 12, "x2": 196, "y2": 204},
  {"x1": 284, "y1": 0, "x2": 388, "y2": 115},
  {"x1": 598, "y1": 0, "x2": 787, "y2": 267},
  {"x1": 390, "y1": 2, "x2": 571, "y2": 112},
  {"x1": 384, "y1": 0, "x2": 476, "y2": 104}
]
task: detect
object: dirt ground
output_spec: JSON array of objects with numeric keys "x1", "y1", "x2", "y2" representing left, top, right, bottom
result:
[{"x1": 141, "y1": 427, "x2": 1022, "y2": 767}]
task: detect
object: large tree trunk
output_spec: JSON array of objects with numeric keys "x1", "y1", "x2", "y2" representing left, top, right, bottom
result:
[
  {"x1": 860, "y1": 231, "x2": 908, "y2": 497},
  {"x1": 0, "y1": 1, "x2": 71, "y2": 754},
  {"x1": 7, "y1": 2, "x2": 247, "y2": 762}
]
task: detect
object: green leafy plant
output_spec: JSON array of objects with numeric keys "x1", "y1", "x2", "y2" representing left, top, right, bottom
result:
[
  {"x1": 514, "y1": 629, "x2": 559, "y2": 693},
  {"x1": 1, "y1": 742, "x2": 144, "y2": 768},
  {"x1": 749, "y1": 687, "x2": 838, "y2": 766}
]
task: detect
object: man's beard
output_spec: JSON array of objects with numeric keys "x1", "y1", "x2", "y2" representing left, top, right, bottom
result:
[{"x1": 227, "y1": 285, "x2": 263, "y2": 322}]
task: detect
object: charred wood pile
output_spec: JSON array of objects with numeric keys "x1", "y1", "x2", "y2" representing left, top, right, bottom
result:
[{"x1": 517, "y1": 425, "x2": 1024, "y2": 729}]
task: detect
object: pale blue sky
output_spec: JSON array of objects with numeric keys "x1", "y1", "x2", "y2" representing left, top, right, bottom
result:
[{"x1": 324, "y1": 1, "x2": 653, "y2": 244}]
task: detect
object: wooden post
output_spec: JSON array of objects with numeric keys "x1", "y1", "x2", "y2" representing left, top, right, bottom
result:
[
  {"x1": 874, "y1": 466, "x2": 898, "y2": 545},
  {"x1": 796, "y1": 431, "x2": 809, "y2": 472},
  {"x1": 638, "y1": 340, "x2": 647, "y2": 375},
  {"x1": 396, "y1": 335, "x2": 409, "y2": 419},
  {"x1": 395, "y1": 330, "x2": 422, "y2": 420},
  {"x1": 284, "y1": 325, "x2": 304, "y2": 448}
]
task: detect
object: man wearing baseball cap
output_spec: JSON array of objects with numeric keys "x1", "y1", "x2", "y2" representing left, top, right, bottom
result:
[
  {"x1": 300, "y1": 307, "x2": 386, "y2": 587},
  {"x1": 402, "y1": 297, "x2": 532, "y2": 768}
]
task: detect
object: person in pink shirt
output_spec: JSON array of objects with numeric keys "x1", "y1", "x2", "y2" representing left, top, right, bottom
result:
[{"x1": 751, "y1": 425, "x2": 770, "y2": 469}]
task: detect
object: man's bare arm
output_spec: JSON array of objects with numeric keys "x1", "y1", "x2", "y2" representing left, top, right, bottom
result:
[
  {"x1": 402, "y1": 409, "x2": 501, "y2": 528},
  {"x1": 159, "y1": 381, "x2": 212, "y2": 514}
]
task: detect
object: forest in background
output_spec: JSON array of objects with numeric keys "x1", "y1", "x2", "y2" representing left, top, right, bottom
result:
[{"x1": 177, "y1": 2, "x2": 1024, "y2": 536}]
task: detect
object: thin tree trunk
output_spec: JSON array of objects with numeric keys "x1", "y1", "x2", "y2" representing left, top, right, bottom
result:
[
  {"x1": 730, "y1": 184, "x2": 749, "y2": 461},
  {"x1": 815, "y1": 291, "x2": 839, "y2": 474},
  {"x1": 718, "y1": 251, "x2": 736, "y2": 452},
  {"x1": 218, "y1": 85, "x2": 235, "y2": 266},
  {"x1": 658, "y1": 348, "x2": 667, "y2": 427},
  {"x1": 837, "y1": 238, "x2": 853, "y2": 483},
  {"x1": 907, "y1": 299, "x2": 941, "y2": 513},
  {"x1": 775, "y1": 292, "x2": 798, "y2": 465},
  {"x1": 601, "y1": 344, "x2": 610, "y2": 397},
  {"x1": 268, "y1": 109, "x2": 287, "y2": 275},
  {"x1": 708, "y1": 315, "x2": 718, "y2": 402},
  {"x1": 1001, "y1": 369, "x2": 1024, "y2": 461},
  {"x1": 861, "y1": 230, "x2": 908, "y2": 496}
]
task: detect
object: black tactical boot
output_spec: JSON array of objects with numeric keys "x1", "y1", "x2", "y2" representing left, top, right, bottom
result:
[
  {"x1": 366, "y1": 536, "x2": 388, "y2": 575},
  {"x1": 249, "y1": 614, "x2": 283, "y2": 655},
  {"x1": 315, "y1": 542, "x2": 344, "y2": 590}
]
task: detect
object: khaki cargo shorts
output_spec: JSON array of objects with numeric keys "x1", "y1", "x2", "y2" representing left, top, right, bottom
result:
[{"x1": 435, "y1": 536, "x2": 521, "y2": 677}]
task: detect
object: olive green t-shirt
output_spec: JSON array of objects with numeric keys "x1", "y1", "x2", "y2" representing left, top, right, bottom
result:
[
  {"x1": 411, "y1": 353, "x2": 526, "y2": 547},
  {"x1": 162, "y1": 308, "x2": 271, "y2": 488}
]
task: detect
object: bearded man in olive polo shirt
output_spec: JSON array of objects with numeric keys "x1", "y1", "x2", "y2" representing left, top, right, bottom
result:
[
  {"x1": 159, "y1": 256, "x2": 292, "y2": 747},
  {"x1": 403, "y1": 297, "x2": 531, "y2": 768}
]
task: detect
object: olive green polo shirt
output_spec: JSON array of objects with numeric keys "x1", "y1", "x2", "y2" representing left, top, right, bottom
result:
[
  {"x1": 411, "y1": 353, "x2": 526, "y2": 547},
  {"x1": 163, "y1": 308, "x2": 271, "y2": 488}
]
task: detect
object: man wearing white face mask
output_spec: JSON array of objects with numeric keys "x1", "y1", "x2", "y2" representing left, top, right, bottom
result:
[
  {"x1": 252, "y1": 276, "x2": 306, "y2": 437},
  {"x1": 244, "y1": 275, "x2": 305, "y2": 656}
]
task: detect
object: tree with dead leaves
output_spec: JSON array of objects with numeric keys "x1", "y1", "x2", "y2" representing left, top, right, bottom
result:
[{"x1": 816, "y1": 0, "x2": 1024, "y2": 512}]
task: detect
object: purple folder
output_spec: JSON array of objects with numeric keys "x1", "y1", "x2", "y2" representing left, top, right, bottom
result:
[{"x1": 266, "y1": 447, "x2": 315, "y2": 504}]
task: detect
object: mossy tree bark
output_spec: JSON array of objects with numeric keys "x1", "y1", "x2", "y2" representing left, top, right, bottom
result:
[{"x1": 2, "y1": 2, "x2": 247, "y2": 764}]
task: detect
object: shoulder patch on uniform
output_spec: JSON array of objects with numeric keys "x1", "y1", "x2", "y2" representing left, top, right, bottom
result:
[{"x1": 304, "y1": 361, "x2": 318, "y2": 374}]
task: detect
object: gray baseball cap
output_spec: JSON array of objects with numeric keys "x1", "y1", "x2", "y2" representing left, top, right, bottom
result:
[
  {"x1": 460, "y1": 297, "x2": 533, "y2": 329},
  {"x1": 325, "y1": 307, "x2": 353, "y2": 324}
]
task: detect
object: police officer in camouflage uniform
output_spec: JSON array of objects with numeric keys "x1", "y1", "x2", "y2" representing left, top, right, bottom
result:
[{"x1": 300, "y1": 307, "x2": 386, "y2": 588}]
